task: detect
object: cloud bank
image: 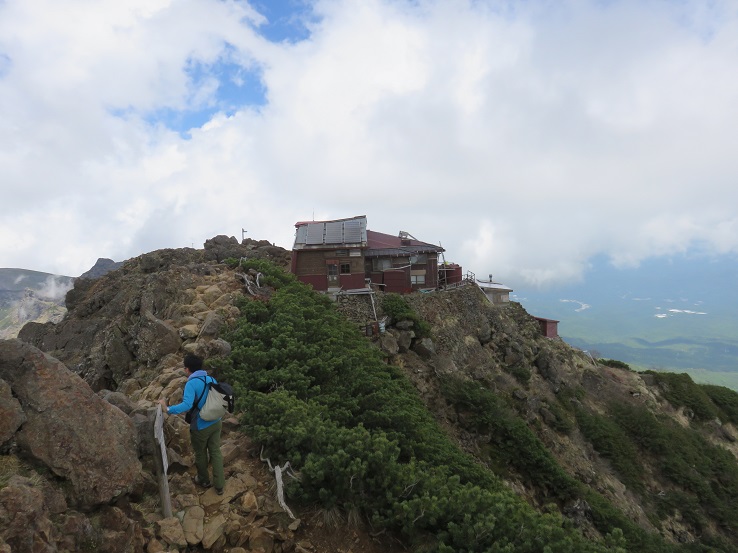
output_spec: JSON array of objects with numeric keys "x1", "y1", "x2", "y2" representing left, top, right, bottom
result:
[{"x1": 1, "y1": 0, "x2": 737, "y2": 287}]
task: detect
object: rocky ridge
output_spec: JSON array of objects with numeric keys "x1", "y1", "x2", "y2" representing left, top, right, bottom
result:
[
  {"x1": 2, "y1": 237, "x2": 394, "y2": 553},
  {"x1": 2, "y1": 236, "x2": 738, "y2": 551}
]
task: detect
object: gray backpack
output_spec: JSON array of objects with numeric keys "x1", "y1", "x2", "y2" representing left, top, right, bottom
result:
[{"x1": 196, "y1": 377, "x2": 235, "y2": 421}]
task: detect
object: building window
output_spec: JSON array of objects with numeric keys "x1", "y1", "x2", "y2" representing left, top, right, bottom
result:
[
  {"x1": 334, "y1": 249, "x2": 348, "y2": 257},
  {"x1": 327, "y1": 265, "x2": 338, "y2": 276},
  {"x1": 373, "y1": 258, "x2": 392, "y2": 271},
  {"x1": 340, "y1": 263, "x2": 351, "y2": 274},
  {"x1": 411, "y1": 274, "x2": 426, "y2": 285}
]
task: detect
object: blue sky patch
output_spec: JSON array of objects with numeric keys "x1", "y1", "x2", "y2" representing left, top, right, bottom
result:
[
  {"x1": 250, "y1": 0, "x2": 317, "y2": 43},
  {"x1": 142, "y1": 58, "x2": 266, "y2": 137}
]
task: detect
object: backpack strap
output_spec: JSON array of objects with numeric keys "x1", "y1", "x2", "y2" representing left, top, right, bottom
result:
[{"x1": 193, "y1": 376, "x2": 210, "y2": 410}]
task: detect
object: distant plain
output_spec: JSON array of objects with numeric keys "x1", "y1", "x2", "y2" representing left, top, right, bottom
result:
[{"x1": 513, "y1": 253, "x2": 738, "y2": 389}]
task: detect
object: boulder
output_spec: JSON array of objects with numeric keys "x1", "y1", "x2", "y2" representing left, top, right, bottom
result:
[
  {"x1": 202, "y1": 513, "x2": 227, "y2": 549},
  {"x1": 0, "y1": 476, "x2": 55, "y2": 553},
  {"x1": 203, "y1": 235, "x2": 251, "y2": 263},
  {"x1": 396, "y1": 330, "x2": 414, "y2": 353},
  {"x1": 182, "y1": 506, "x2": 205, "y2": 545},
  {"x1": 100, "y1": 390, "x2": 138, "y2": 415},
  {"x1": 198, "y1": 311, "x2": 224, "y2": 338},
  {"x1": 378, "y1": 334, "x2": 399, "y2": 355},
  {"x1": 179, "y1": 325, "x2": 200, "y2": 339},
  {"x1": 249, "y1": 526, "x2": 276, "y2": 553},
  {"x1": 240, "y1": 490, "x2": 259, "y2": 512},
  {"x1": 136, "y1": 312, "x2": 181, "y2": 364},
  {"x1": 0, "y1": 339, "x2": 141, "y2": 509},
  {"x1": 432, "y1": 355, "x2": 458, "y2": 376},
  {"x1": 0, "y1": 378, "x2": 25, "y2": 444},
  {"x1": 97, "y1": 505, "x2": 146, "y2": 553},
  {"x1": 205, "y1": 338, "x2": 232, "y2": 358},
  {"x1": 156, "y1": 517, "x2": 187, "y2": 548},
  {"x1": 53, "y1": 511, "x2": 95, "y2": 552},
  {"x1": 477, "y1": 320, "x2": 493, "y2": 344},
  {"x1": 412, "y1": 337, "x2": 436, "y2": 358},
  {"x1": 535, "y1": 350, "x2": 562, "y2": 385}
]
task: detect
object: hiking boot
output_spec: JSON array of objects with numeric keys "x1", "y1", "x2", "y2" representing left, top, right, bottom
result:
[
  {"x1": 194, "y1": 475, "x2": 211, "y2": 488},
  {"x1": 215, "y1": 487, "x2": 224, "y2": 496}
]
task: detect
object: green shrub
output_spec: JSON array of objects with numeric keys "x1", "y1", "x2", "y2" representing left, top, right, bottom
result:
[
  {"x1": 220, "y1": 260, "x2": 704, "y2": 553},
  {"x1": 381, "y1": 293, "x2": 431, "y2": 338},
  {"x1": 507, "y1": 364, "x2": 532, "y2": 385},
  {"x1": 598, "y1": 359, "x2": 631, "y2": 370},
  {"x1": 545, "y1": 402, "x2": 576, "y2": 434},
  {"x1": 645, "y1": 371, "x2": 720, "y2": 422},
  {"x1": 608, "y1": 401, "x2": 738, "y2": 535},
  {"x1": 702, "y1": 384, "x2": 738, "y2": 426},
  {"x1": 575, "y1": 408, "x2": 644, "y2": 492}
]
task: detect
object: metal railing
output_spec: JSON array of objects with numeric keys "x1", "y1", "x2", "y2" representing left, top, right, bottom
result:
[{"x1": 439, "y1": 270, "x2": 476, "y2": 290}]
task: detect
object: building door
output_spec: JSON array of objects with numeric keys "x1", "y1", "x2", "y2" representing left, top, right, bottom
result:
[{"x1": 327, "y1": 263, "x2": 339, "y2": 287}]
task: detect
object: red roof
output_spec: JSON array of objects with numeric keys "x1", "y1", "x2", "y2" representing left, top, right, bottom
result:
[{"x1": 366, "y1": 230, "x2": 440, "y2": 250}]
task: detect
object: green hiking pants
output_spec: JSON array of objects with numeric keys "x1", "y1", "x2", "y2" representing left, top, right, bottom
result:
[{"x1": 190, "y1": 421, "x2": 224, "y2": 490}]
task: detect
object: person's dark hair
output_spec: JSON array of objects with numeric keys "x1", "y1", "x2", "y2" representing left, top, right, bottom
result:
[{"x1": 184, "y1": 354, "x2": 204, "y2": 372}]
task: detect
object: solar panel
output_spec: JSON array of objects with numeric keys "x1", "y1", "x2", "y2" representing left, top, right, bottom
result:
[
  {"x1": 344, "y1": 220, "x2": 363, "y2": 242},
  {"x1": 324, "y1": 221, "x2": 344, "y2": 243},
  {"x1": 294, "y1": 226, "x2": 308, "y2": 245},
  {"x1": 305, "y1": 223, "x2": 325, "y2": 245}
]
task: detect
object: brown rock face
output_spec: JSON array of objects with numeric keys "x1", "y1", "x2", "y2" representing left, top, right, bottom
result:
[
  {"x1": 0, "y1": 378, "x2": 25, "y2": 443},
  {"x1": 0, "y1": 476, "x2": 55, "y2": 553},
  {"x1": 0, "y1": 339, "x2": 141, "y2": 509}
]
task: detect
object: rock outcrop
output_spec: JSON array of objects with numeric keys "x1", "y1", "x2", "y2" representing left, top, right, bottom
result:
[
  {"x1": 18, "y1": 239, "x2": 289, "y2": 391},
  {"x1": 78, "y1": 257, "x2": 123, "y2": 280},
  {"x1": 0, "y1": 339, "x2": 141, "y2": 509},
  {"x1": 0, "y1": 475, "x2": 56, "y2": 553}
]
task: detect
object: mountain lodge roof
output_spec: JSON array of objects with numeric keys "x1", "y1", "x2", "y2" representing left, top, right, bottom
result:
[
  {"x1": 365, "y1": 230, "x2": 444, "y2": 257},
  {"x1": 293, "y1": 215, "x2": 368, "y2": 248}
]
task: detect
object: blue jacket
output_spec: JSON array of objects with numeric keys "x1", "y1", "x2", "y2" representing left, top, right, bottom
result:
[{"x1": 168, "y1": 370, "x2": 220, "y2": 430}]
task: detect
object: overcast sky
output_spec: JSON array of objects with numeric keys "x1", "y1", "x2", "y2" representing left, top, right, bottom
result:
[{"x1": 1, "y1": 0, "x2": 737, "y2": 289}]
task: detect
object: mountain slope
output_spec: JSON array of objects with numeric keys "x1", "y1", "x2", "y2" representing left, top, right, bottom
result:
[
  {"x1": 3, "y1": 238, "x2": 738, "y2": 552},
  {"x1": 0, "y1": 268, "x2": 74, "y2": 339}
]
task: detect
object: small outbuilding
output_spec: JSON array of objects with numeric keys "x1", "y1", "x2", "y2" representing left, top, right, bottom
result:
[
  {"x1": 534, "y1": 317, "x2": 559, "y2": 338},
  {"x1": 476, "y1": 274, "x2": 513, "y2": 305}
]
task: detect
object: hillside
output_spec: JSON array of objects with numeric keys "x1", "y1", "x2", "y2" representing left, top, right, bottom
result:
[
  {"x1": 0, "y1": 269, "x2": 74, "y2": 339},
  {"x1": 2, "y1": 235, "x2": 738, "y2": 552}
]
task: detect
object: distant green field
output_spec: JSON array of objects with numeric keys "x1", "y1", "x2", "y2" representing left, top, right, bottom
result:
[
  {"x1": 517, "y1": 254, "x2": 738, "y2": 388},
  {"x1": 628, "y1": 366, "x2": 738, "y2": 392},
  {"x1": 566, "y1": 333, "x2": 738, "y2": 374},
  {"x1": 538, "y1": 301, "x2": 738, "y2": 377}
]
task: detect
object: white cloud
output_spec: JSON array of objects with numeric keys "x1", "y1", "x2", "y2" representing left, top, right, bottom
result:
[
  {"x1": 36, "y1": 275, "x2": 74, "y2": 301},
  {"x1": 1, "y1": 0, "x2": 738, "y2": 287}
]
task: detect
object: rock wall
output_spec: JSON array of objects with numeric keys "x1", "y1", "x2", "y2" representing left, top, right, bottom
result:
[{"x1": 0, "y1": 339, "x2": 141, "y2": 509}]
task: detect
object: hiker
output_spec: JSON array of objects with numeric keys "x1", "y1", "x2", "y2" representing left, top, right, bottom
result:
[{"x1": 159, "y1": 354, "x2": 225, "y2": 495}]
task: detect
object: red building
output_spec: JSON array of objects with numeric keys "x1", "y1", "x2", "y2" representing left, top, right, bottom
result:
[
  {"x1": 535, "y1": 317, "x2": 560, "y2": 338},
  {"x1": 291, "y1": 215, "x2": 445, "y2": 293}
]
